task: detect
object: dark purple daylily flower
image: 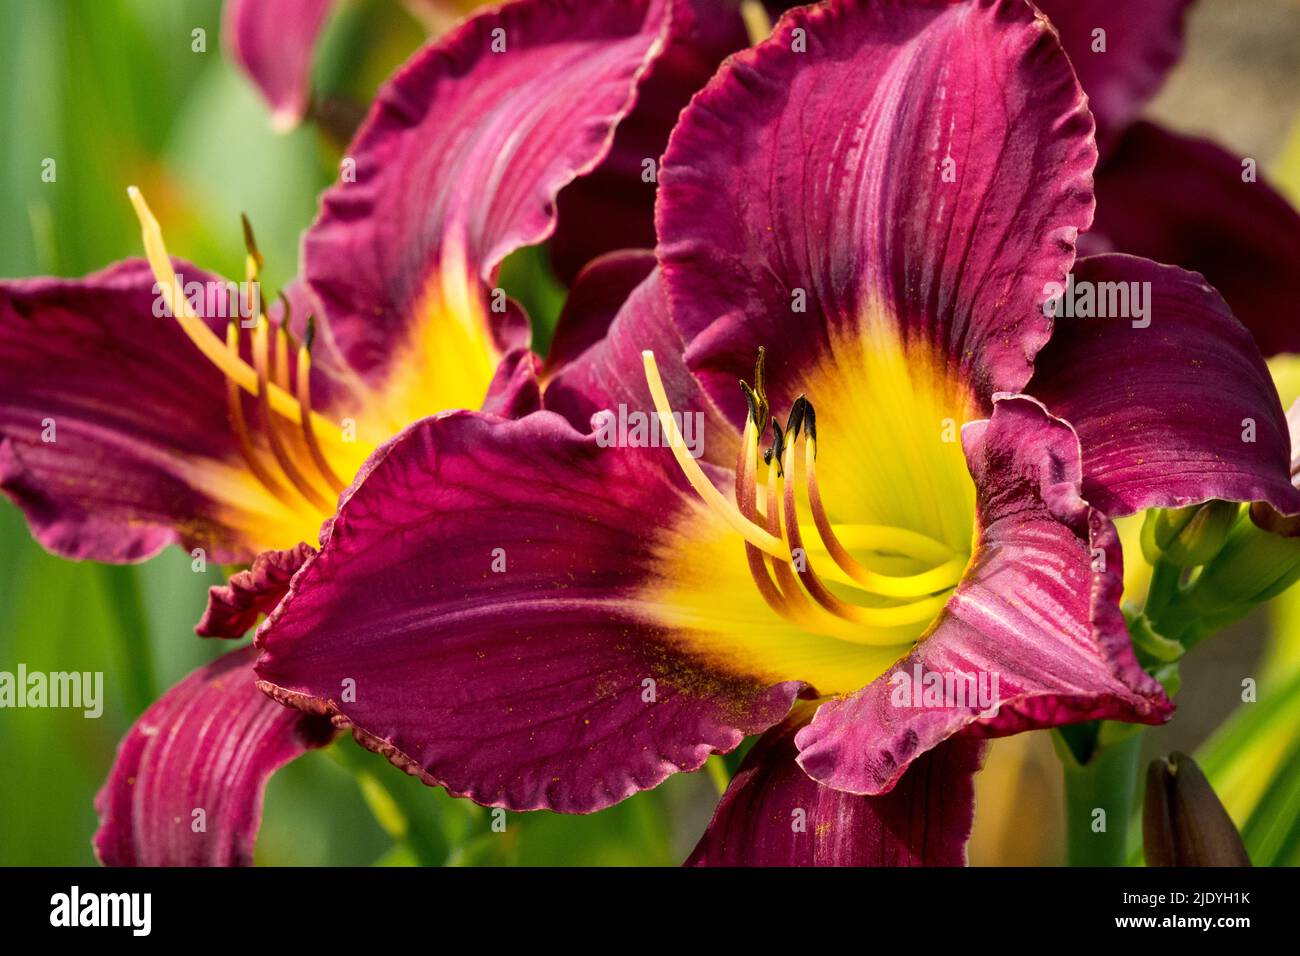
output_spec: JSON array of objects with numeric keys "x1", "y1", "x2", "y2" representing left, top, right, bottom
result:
[
  {"x1": 0, "y1": 0, "x2": 689, "y2": 865},
  {"x1": 247, "y1": 0, "x2": 1300, "y2": 865},
  {"x1": 4, "y1": 0, "x2": 683, "y2": 570}
]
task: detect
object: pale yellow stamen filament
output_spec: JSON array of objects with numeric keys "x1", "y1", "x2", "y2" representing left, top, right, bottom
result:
[
  {"x1": 129, "y1": 187, "x2": 270, "y2": 405},
  {"x1": 130, "y1": 185, "x2": 359, "y2": 512},
  {"x1": 225, "y1": 321, "x2": 296, "y2": 507},
  {"x1": 727, "y1": 412, "x2": 941, "y2": 641},
  {"x1": 777, "y1": 430, "x2": 953, "y2": 637},
  {"x1": 643, "y1": 351, "x2": 789, "y2": 558},
  {"x1": 762, "y1": 439, "x2": 837, "y2": 627},
  {"x1": 252, "y1": 319, "x2": 333, "y2": 512},
  {"x1": 803, "y1": 441, "x2": 965, "y2": 597},
  {"x1": 735, "y1": 421, "x2": 881, "y2": 642},
  {"x1": 296, "y1": 345, "x2": 348, "y2": 494},
  {"x1": 805, "y1": 436, "x2": 966, "y2": 596},
  {"x1": 736, "y1": 417, "x2": 799, "y2": 618},
  {"x1": 274, "y1": 324, "x2": 292, "y2": 392},
  {"x1": 270, "y1": 321, "x2": 316, "y2": 472},
  {"x1": 127, "y1": 186, "x2": 327, "y2": 432},
  {"x1": 740, "y1": 0, "x2": 773, "y2": 45}
]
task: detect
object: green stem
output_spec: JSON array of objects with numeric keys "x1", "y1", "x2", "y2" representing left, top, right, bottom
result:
[
  {"x1": 1143, "y1": 559, "x2": 1182, "y2": 621},
  {"x1": 1062, "y1": 730, "x2": 1143, "y2": 866},
  {"x1": 96, "y1": 564, "x2": 156, "y2": 715}
]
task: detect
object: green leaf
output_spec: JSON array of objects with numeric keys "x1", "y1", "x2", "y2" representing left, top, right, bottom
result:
[{"x1": 1193, "y1": 670, "x2": 1300, "y2": 865}]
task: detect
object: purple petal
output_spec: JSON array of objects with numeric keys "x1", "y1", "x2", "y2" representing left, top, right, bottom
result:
[
  {"x1": 480, "y1": 347, "x2": 543, "y2": 420},
  {"x1": 549, "y1": 0, "x2": 749, "y2": 281},
  {"x1": 223, "y1": 0, "x2": 336, "y2": 130},
  {"x1": 1087, "y1": 121, "x2": 1300, "y2": 357},
  {"x1": 94, "y1": 645, "x2": 334, "y2": 866},
  {"x1": 1035, "y1": 0, "x2": 1191, "y2": 155},
  {"x1": 543, "y1": 249, "x2": 655, "y2": 375},
  {"x1": 256, "y1": 410, "x2": 801, "y2": 812},
  {"x1": 687, "y1": 705, "x2": 984, "y2": 866},
  {"x1": 0, "y1": 261, "x2": 322, "y2": 563},
  {"x1": 656, "y1": 0, "x2": 1096, "y2": 422},
  {"x1": 795, "y1": 396, "x2": 1172, "y2": 795},
  {"x1": 1029, "y1": 254, "x2": 1300, "y2": 518},
  {"x1": 197, "y1": 543, "x2": 315, "y2": 638},
  {"x1": 301, "y1": 0, "x2": 671, "y2": 409},
  {"x1": 543, "y1": 266, "x2": 742, "y2": 468}
]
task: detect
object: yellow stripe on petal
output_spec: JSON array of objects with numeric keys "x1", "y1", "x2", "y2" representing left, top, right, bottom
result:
[
  {"x1": 803, "y1": 317, "x2": 978, "y2": 553},
  {"x1": 181, "y1": 455, "x2": 332, "y2": 554},
  {"x1": 362, "y1": 248, "x2": 503, "y2": 435}
]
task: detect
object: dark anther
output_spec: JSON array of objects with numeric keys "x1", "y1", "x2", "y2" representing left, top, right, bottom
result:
[
  {"x1": 803, "y1": 399, "x2": 817, "y2": 457},
  {"x1": 277, "y1": 291, "x2": 294, "y2": 339},
  {"x1": 740, "y1": 347, "x2": 771, "y2": 433},
  {"x1": 784, "y1": 395, "x2": 807, "y2": 441},
  {"x1": 740, "y1": 381, "x2": 761, "y2": 430},
  {"x1": 240, "y1": 213, "x2": 265, "y2": 274},
  {"x1": 765, "y1": 419, "x2": 786, "y2": 475}
]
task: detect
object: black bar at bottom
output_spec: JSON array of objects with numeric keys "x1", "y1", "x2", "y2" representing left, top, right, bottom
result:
[{"x1": 0, "y1": 865, "x2": 1285, "y2": 941}]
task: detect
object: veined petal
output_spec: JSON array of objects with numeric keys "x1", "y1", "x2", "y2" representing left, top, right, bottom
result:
[
  {"x1": 255, "y1": 411, "x2": 802, "y2": 813},
  {"x1": 795, "y1": 396, "x2": 1172, "y2": 796},
  {"x1": 1035, "y1": 0, "x2": 1191, "y2": 155},
  {"x1": 687, "y1": 704, "x2": 984, "y2": 866},
  {"x1": 549, "y1": 0, "x2": 750, "y2": 281},
  {"x1": 197, "y1": 543, "x2": 315, "y2": 638},
  {"x1": 94, "y1": 645, "x2": 335, "y2": 866},
  {"x1": 301, "y1": 0, "x2": 671, "y2": 428},
  {"x1": 223, "y1": 0, "x2": 336, "y2": 131},
  {"x1": 1029, "y1": 255, "x2": 1300, "y2": 518},
  {"x1": 657, "y1": 0, "x2": 1096, "y2": 424},
  {"x1": 1087, "y1": 122, "x2": 1300, "y2": 358},
  {"x1": 0, "y1": 261, "x2": 328, "y2": 563}
]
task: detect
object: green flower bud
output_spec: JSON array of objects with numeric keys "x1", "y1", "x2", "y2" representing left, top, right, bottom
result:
[
  {"x1": 1141, "y1": 501, "x2": 1239, "y2": 568},
  {"x1": 1143, "y1": 752, "x2": 1250, "y2": 867},
  {"x1": 1187, "y1": 515, "x2": 1300, "y2": 613}
]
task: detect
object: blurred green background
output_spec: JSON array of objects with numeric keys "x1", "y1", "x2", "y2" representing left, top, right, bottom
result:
[{"x1": 1, "y1": 0, "x2": 1299, "y2": 866}]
